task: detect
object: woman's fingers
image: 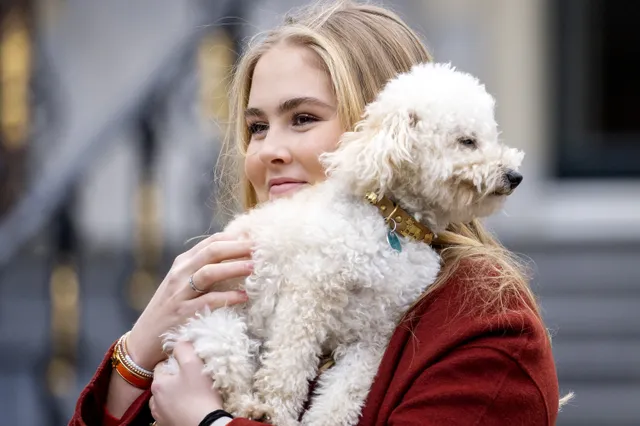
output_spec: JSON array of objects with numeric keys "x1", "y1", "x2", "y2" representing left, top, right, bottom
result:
[
  {"x1": 189, "y1": 240, "x2": 254, "y2": 272},
  {"x1": 173, "y1": 232, "x2": 237, "y2": 267},
  {"x1": 149, "y1": 396, "x2": 157, "y2": 419},
  {"x1": 150, "y1": 343, "x2": 224, "y2": 425},
  {"x1": 184, "y1": 232, "x2": 235, "y2": 256},
  {"x1": 172, "y1": 342, "x2": 202, "y2": 369},
  {"x1": 189, "y1": 260, "x2": 253, "y2": 293}
]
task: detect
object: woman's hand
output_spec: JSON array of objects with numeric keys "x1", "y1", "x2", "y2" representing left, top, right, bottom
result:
[
  {"x1": 150, "y1": 342, "x2": 224, "y2": 426},
  {"x1": 126, "y1": 232, "x2": 253, "y2": 370}
]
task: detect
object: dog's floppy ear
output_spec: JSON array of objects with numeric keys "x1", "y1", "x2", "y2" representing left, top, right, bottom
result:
[{"x1": 322, "y1": 109, "x2": 418, "y2": 196}]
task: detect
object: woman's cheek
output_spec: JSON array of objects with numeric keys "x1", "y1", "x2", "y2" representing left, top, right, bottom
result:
[{"x1": 244, "y1": 151, "x2": 265, "y2": 198}]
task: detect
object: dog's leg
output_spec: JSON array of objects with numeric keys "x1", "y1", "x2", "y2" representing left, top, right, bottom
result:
[
  {"x1": 301, "y1": 339, "x2": 388, "y2": 426},
  {"x1": 249, "y1": 293, "x2": 328, "y2": 426},
  {"x1": 176, "y1": 306, "x2": 259, "y2": 415}
]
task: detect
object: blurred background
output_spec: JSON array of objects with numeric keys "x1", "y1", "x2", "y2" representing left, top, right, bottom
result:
[{"x1": 0, "y1": 0, "x2": 638, "y2": 425}]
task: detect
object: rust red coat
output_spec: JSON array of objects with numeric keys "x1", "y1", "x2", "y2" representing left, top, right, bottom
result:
[{"x1": 70, "y1": 264, "x2": 559, "y2": 425}]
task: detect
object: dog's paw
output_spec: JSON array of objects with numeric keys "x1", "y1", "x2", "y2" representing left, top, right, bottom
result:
[{"x1": 234, "y1": 399, "x2": 275, "y2": 424}]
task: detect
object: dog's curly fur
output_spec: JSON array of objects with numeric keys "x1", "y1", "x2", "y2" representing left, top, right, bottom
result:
[{"x1": 162, "y1": 63, "x2": 524, "y2": 426}]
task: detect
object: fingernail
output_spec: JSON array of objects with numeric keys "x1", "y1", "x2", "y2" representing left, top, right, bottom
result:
[{"x1": 247, "y1": 262, "x2": 254, "y2": 271}]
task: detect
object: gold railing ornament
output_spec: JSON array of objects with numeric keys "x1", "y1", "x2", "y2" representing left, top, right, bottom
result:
[
  {"x1": 0, "y1": 9, "x2": 31, "y2": 150},
  {"x1": 47, "y1": 259, "x2": 80, "y2": 397},
  {"x1": 128, "y1": 180, "x2": 163, "y2": 312},
  {"x1": 198, "y1": 29, "x2": 235, "y2": 125},
  {"x1": 0, "y1": 7, "x2": 31, "y2": 216}
]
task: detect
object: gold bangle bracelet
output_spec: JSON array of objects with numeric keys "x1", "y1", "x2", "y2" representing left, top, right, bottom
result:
[
  {"x1": 111, "y1": 348, "x2": 152, "y2": 389},
  {"x1": 115, "y1": 332, "x2": 154, "y2": 379},
  {"x1": 115, "y1": 342, "x2": 153, "y2": 380}
]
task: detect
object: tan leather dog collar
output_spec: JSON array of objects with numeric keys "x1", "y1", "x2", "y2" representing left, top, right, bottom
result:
[{"x1": 365, "y1": 192, "x2": 434, "y2": 245}]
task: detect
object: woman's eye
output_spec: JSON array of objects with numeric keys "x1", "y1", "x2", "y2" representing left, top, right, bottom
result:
[
  {"x1": 248, "y1": 122, "x2": 268, "y2": 135},
  {"x1": 292, "y1": 114, "x2": 318, "y2": 127}
]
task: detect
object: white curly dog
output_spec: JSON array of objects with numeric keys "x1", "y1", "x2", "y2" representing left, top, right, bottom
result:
[{"x1": 162, "y1": 62, "x2": 524, "y2": 426}]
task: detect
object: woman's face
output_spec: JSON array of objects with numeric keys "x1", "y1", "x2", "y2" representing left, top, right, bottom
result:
[{"x1": 244, "y1": 44, "x2": 344, "y2": 203}]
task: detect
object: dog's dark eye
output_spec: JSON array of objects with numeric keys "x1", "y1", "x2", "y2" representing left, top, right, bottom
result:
[{"x1": 459, "y1": 138, "x2": 477, "y2": 149}]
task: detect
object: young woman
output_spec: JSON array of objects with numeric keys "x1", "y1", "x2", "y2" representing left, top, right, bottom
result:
[{"x1": 70, "y1": 2, "x2": 560, "y2": 425}]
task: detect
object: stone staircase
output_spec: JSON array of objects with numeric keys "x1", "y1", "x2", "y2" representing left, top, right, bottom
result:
[{"x1": 515, "y1": 242, "x2": 640, "y2": 426}]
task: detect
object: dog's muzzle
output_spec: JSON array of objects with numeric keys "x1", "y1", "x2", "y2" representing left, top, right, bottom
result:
[
  {"x1": 505, "y1": 169, "x2": 523, "y2": 190},
  {"x1": 493, "y1": 169, "x2": 523, "y2": 195}
]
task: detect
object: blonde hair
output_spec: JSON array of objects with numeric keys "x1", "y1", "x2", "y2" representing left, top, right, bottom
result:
[{"x1": 216, "y1": 0, "x2": 541, "y2": 318}]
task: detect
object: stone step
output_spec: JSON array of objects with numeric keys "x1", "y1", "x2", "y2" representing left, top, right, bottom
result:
[
  {"x1": 552, "y1": 339, "x2": 640, "y2": 382},
  {"x1": 555, "y1": 383, "x2": 640, "y2": 426},
  {"x1": 541, "y1": 296, "x2": 640, "y2": 338}
]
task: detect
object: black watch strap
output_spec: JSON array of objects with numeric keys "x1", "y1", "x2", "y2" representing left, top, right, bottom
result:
[{"x1": 199, "y1": 409, "x2": 233, "y2": 426}]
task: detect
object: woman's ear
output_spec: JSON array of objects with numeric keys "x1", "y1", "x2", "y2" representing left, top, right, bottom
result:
[{"x1": 321, "y1": 109, "x2": 418, "y2": 197}]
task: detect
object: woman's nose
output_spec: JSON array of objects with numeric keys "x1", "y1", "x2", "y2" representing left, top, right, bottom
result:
[{"x1": 258, "y1": 129, "x2": 293, "y2": 165}]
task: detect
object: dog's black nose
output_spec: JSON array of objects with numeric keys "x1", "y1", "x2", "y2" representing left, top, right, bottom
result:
[{"x1": 505, "y1": 169, "x2": 523, "y2": 190}]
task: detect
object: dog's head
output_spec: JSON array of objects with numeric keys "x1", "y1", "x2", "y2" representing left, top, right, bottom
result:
[{"x1": 322, "y1": 62, "x2": 524, "y2": 231}]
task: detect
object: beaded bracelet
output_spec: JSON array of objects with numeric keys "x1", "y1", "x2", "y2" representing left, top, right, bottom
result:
[
  {"x1": 119, "y1": 332, "x2": 154, "y2": 377},
  {"x1": 110, "y1": 332, "x2": 153, "y2": 389},
  {"x1": 113, "y1": 342, "x2": 152, "y2": 385}
]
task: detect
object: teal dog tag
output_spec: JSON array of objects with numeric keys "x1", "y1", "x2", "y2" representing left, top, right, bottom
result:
[{"x1": 387, "y1": 230, "x2": 402, "y2": 252}]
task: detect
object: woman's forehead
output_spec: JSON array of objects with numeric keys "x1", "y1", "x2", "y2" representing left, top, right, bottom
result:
[{"x1": 247, "y1": 45, "x2": 335, "y2": 111}]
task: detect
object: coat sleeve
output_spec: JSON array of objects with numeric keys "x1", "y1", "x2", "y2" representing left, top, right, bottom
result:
[
  {"x1": 68, "y1": 341, "x2": 153, "y2": 426},
  {"x1": 387, "y1": 346, "x2": 551, "y2": 426},
  {"x1": 68, "y1": 342, "x2": 267, "y2": 426}
]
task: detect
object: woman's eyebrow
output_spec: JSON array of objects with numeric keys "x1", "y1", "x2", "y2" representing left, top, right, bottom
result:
[
  {"x1": 277, "y1": 97, "x2": 335, "y2": 114},
  {"x1": 244, "y1": 97, "x2": 335, "y2": 119}
]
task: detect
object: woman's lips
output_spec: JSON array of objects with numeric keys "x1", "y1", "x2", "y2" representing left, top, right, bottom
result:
[{"x1": 269, "y1": 182, "x2": 308, "y2": 198}]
